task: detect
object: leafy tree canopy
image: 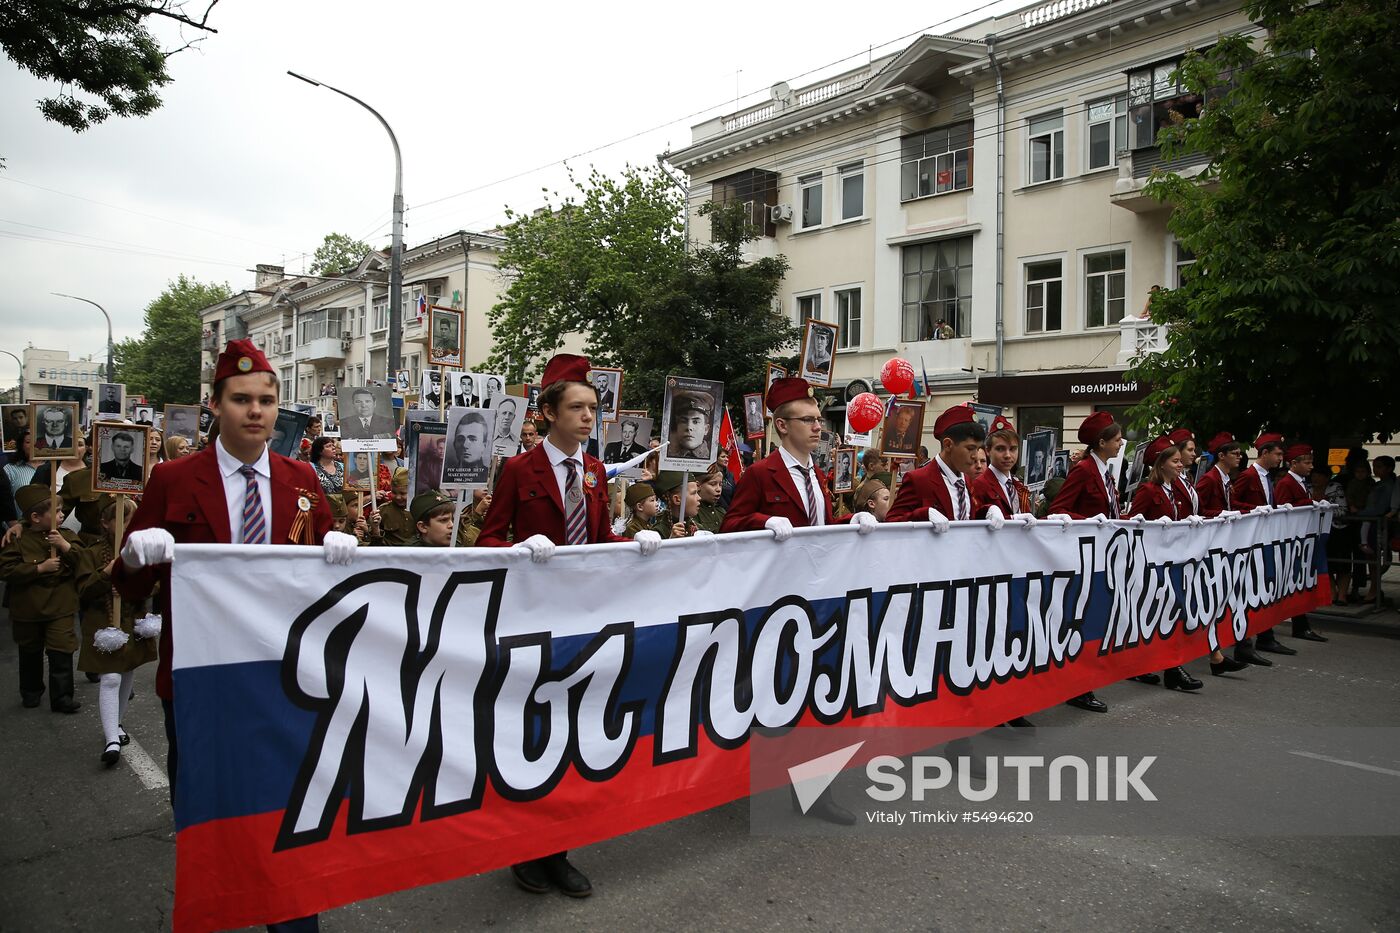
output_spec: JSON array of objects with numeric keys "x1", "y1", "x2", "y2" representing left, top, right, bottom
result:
[
  {"x1": 309, "y1": 231, "x2": 373, "y2": 277},
  {"x1": 116, "y1": 274, "x2": 229, "y2": 406}
]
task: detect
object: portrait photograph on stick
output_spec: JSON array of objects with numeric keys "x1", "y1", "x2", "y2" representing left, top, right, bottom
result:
[
  {"x1": 269, "y1": 408, "x2": 312, "y2": 459},
  {"x1": 2, "y1": 404, "x2": 29, "y2": 452},
  {"x1": 54, "y1": 386, "x2": 90, "y2": 427},
  {"x1": 797, "y1": 319, "x2": 839, "y2": 387},
  {"x1": 476, "y1": 373, "x2": 506, "y2": 410},
  {"x1": 832, "y1": 447, "x2": 856, "y2": 493},
  {"x1": 92, "y1": 422, "x2": 149, "y2": 495},
  {"x1": 164, "y1": 404, "x2": 201, "y2": 444},
  {"x1": 1022, "y1": 429, "x2": 1057, "y2": 492},
  {"x1": 427, "y1": 306, "x2": 464, "y2": 368},
  {"x1": 1051, "y1": 448, "x2": 1071, "y2": 481},
  {"x1": 449, "y1": 372, "x2": 476, "y2": 409},
  {"x1": 406, "y1": 418, "x2": 448, "y2": 499},
  {"x1": 337, "y1": 384, "x2": 397, "y2": 452},
  {"x1": 418, "y1": 370, "x2": 443, "y2": 410},
  {"x1": 968, "y1": 402, "x2": 1003, "y2": 437},
  {"x1": 442, "y1": 406, "x2": 494, "y2": 488},
  {"x1": 588, "y1": 367, "x2": 623, "y2": 423},
  {"x1": 879, "y1": 398, "x2": 924, "y2": 458},
  {"x1": 29, "y1": 401, "x2": 80, "y2": 459},
  {"x1": 133, "y1": 406, "x2": 154, "y2": 426},
  {"x1": 742, "y1": 393, "x2": 765, "y2": 440},
  {"x1": 96, "y1": 383, "x2": 125, "y2": 418},
  {"x1": 1121, "y1": 440, "x2": 1150, "y2": 498},
  {"x1": 764, "y1": 363, "x2": 787, "y2": 400},
  {"x1": 342, "y1": 451, "x2": 376, "y2": 492},
  {"x1": 604, "y1": 415, "x2": 653, "y2": 463},
  {"x1": 488, "y1": 394, "x2": 524, "y2": 458},
  {"x1": 659, "y1": 375, "x2": 724, "y2": 472}
]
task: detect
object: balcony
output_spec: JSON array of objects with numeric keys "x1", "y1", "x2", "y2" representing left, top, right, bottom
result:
[
  {"x1": 1111, "y1": 146, "x2": 1212, "y2": 212},
  {"x1": 1116, "y1": 315, "x2": 1170, "y2": 365},
  {"x1": 200, "y1": 331, "x2": 219, "y2": 351},
  {"x1": 301, "y1": 335, "x2": 348, "y2": 364},
  {"x1": 200, "y1": 365, "x2": 216, "y2": 383}
]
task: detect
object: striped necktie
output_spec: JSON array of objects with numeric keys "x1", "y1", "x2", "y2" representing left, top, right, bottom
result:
[
  {"x1": 562, "y1": 459, "x2": 588, "y2": 545},
  {"x1": 1005, "y1": 477, "x2": 1017, "y2": 511},
  {"x1": 954, "y1": 477, "x2": 968, "y2": 520},
  {"x1": 796, "y1": 465, "x2": 820, "y2": 526},
  {"x1": 1104, "y1": 469, "x2": 1119, "y2": 518},
  {"x1": 1223, "y1": 476, "x2": 1231, "y2": 509},
  {"x1": 238, "y1": 464, "x2": 267, "y2": 545}
]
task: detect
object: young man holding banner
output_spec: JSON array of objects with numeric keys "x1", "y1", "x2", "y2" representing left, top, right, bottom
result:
[
  {"x1": 883, "y1": 403, "x2": 985, "y2": 526},
  {"x1": 1231, "y1": 431, "x2": 1299, "y2": 660},
  {"x1": 1273, "y1": 444, "x2": 1328, "y2": 644}
]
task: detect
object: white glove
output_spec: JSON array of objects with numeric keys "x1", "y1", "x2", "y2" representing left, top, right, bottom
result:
[
  {"x1": 120, "y1": 528, "x2": 175, "y2": 569},
  {"x1": 634, "y1": 529, "x2": 662, "y2": 556},
  {"x1": 1046, "y1": 513, "x2": 1073, "y2": 531},
  {"x1": 322, "y1": 531, "x2": 358, "y2": 565},
  {"x1": 1154, "y1": 515, "x2": 1173, "y2": 524},
  {"x1": 985, "y1": 505, "x2": 1006, "y2": 531},
  {"x1": 1220, "y1": 509, "x2": 1242, "y2": 523},
  {"x1": 765, "y1": 516, "x2": 794, "y2": 542},
  {"x1": 1278, "y1": 502, "x2": 1294, "y2": 511},
  {"x1": 515, "y1": 533, "x2": 557, "y2": 563},
  {"x1": 1012, "y1": 512, "x2": 1037, "y2": 527},
  {"x1": 692, "y1": 529, "x2": 715, "y2": 538},
  {"x1": 1129, "y1": 513, "x2": 1146, "y2": 524},
  {"x1": 850, "y1": 511, "x2": 880, "y2": 534},
  {"x1": 927, "y1": 508, "x2": 950, "y2": 534},
  {"x1": 1186, "y1": 514, "x2": 1205, "y2": 527},
  {"x1": 1089, "y1": 514, "x2": 1108, "y2": 526}
]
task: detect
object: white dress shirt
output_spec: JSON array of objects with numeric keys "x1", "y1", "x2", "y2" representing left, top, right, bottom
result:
[
  {"x1": 1252, "y1": 461, "x2": 1274, "y2": 505},
  {"x1": 1090, "y1": 452, "x2": 1118, "y2": 516},
  {"x1": 936, "y1": 455, "x2": 969, "y2": 520},
  {"x1": 542, "y1": 436, "x2": 586, "y2": 518},
  {"x1": 1216, "y1": 464, "x2": 1233, "y2": 509},
  {"x1": 989, "y1": 465, "x2": 1016, "y2": 511},
  {"x1": 779, "y1": 446, "x2": 824, "y2": 526},
  {"x1": 216, "y1": 437, "x2": 272, "y2": 544}
]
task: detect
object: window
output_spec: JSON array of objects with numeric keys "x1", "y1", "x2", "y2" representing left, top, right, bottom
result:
[
  {"x1": 799, "y1": 173, "x2": 823, "y2": 229},
  {"x1": 298, "y1": 308, "x2": 344, "y2": 346},
  {"x1": 352, "y1": 305, "x2": 365, "y2": 338},
  {"x1": 1025, "y1": 260, "x2": 1063, "y2": 333},
  {"x1": 1085, "y1": 251, "x2": 1127, "y2": 327},
  {"x1": 408, "y1": 353, "x2": 420, "y2": 388},
  {"x1": 900, "y1": 123, "x2": 973, "y2": 201},
  {"x1": 1087, "y1": 95, "x2": 1127, "y2": 170},
  {"x1": 372, "y1": 302, "x2": 389, "y2": 332},
  {"x1": 1127, "y1": 57, "x2": 1204, "y2": 149},
  {"x1": 1028, "y1": 112, "x2": 1065, "y2": 183},
  {"x1": 280, "y1": 366, "x2": 293, "y2": 388},
  {"x1": 838, "y1": 163, "x2": 864, "y2": 220},
  {"x1": 901, "y1": 236, "x2": 973, "y2": 341},
  {"x1": 797, "y1": 293, "x2": 821, "y2": 325},
  {"x1": 711, "y1": 168, "x2": 780, "y2": 237},
  {"x1": 1173, "y1": 242, "x2": 1196, "y2": 287},
  {"x1": 1017, "y1": 406, "x2": 1063, "y2": 442},
  {"x1": 835, "y1": 288, "x2": 861, "y2": 349}
]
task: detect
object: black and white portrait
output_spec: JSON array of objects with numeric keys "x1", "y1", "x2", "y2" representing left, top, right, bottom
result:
[
  {"x1": 477, "y1": 373, "x2": 505, "y2": 410},
  {"x1": 968, "y1": 403, "x2": 1003, "y2": 437},
  {"x1": 418, "y1": 370, "x2": 442, "y2": 410},
  {"x1": 798, "y1": 319, "x2": 839, "y2": 387},
  {"x1": 2, "y1": 404, "x2": 29, "y2": 452},
  {"x1": 406, "y1": 418, "x2": 448, "y2": 499},
  {"x1": 427, "y1": 306, "x2": 463, "y2": 368},
  {"x1": 395, "y1": 370, "x2": 412, "y2": 394},
  {"x1": 338, "y1": 384, "x2": 397, "y2": 452},
  {"x1": 1051, "y1": 448, "x2": 1070, "y2": 480},
  {"x1": 29, "y1": 402, "x2": 80, "y2": 459},
  {"x1": 1022, "y1": 429, "x2": 1056, "y2": 491},
  {"x1": 270, "y1": 408, "x2": 311, "y2": 458},
  {"x1": 764, "y1": 363, "x2": 787, "y2": 398},
  {"x1": 525, "y1": 383, "x2": 542, "y2": 414},
  {"x1": 660, "y1": 375, "x2": 724, "y2": 472},
  {"x1": 93, "y1": 422, "x2": 149, "y2": 494},
  {"x1": 448, "y1": 372, "x2": 476, "y2": 409},
  {"x1": 604, "y1": 416, "x2": 652, "y2": 463},
  {"x1": 489, "y1": 395, "x2": 523, "y2": 458},
  {"x1": 198, "y1": 406, "x2": 216, "y2": 436},
  {"x1": 1121, "y1": 441, "x2": 1149, "y2": 497},
  {"x1": 588, "y1": 367, "x2": 623, "y2": 423},
  {"x1": 97, "y1": 383, "x2": 125, "y2": 418},
  {"x1": 742, "y1": 392, "x2": 765, "y2": 440},
  {"x1": 442, "y1": 406, "x2": 494, "y2": 488},
  {"x1": 833, "y1": 447, "x2": 856, "y2": 493},
  {"x1": 164, "y1": 404, "x2": 201, "y2": 444}
]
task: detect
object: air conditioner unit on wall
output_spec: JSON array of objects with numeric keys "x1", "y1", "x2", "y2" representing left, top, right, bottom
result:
[{"x1": 770, "y1": 204, "x2": 794, "y2": 223}]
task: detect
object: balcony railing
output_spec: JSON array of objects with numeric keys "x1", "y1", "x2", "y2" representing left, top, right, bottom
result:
[{"x1": 1117, "y1": 315, "x2": 1170, "y2": 365}]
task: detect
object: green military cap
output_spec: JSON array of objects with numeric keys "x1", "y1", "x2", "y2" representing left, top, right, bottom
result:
[
  {"x1": 672, "y1": 391, "x2": 713, "y2": 418},
  {"x1": 652, "y1": 471, "x2": 683, "y2": 494},
  {"x1": 410, "y1": 490, "x2": 454, "y2": 523},
  {"x1": 392, "y1": 467, "x2": 410, "y2": 490},
  {"x1": 327, "y1": 495, "x2": 347, "y2": 520},
  {"x1": 625, "y1": 482, "x2": 656, "y2": 507},
  {"x1": 16, "y1": 484, "x2": 58, "y2": 516}
]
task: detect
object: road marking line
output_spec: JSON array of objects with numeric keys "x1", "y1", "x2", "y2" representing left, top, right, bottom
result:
[
  {"x1": 1288, "y1": 750, "x2": 1400, "y2": 778},
  {"x1": 124, "y1": 736, "x2": 169, "y2": 790}
]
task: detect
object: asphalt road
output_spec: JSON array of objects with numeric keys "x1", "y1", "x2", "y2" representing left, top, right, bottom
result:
[{"x1": 2, "y1": 592, "x2": 1398, "y2": 933}]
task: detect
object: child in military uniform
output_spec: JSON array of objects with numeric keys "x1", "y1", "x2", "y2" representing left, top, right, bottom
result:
[
  {"x1": 0, "y1": 484, "x2": 85, "y2": 712},
  {"x1": 622, "y1": 483, "x2": 660, "y2": 538},
  {"x1": 411, "y1": 491, "x2": 457, "y2": 547},
  {"x1": 77, "y1": 498, "x2": 159, "y2": 765},
  {"x1": 652, "y1": 472, "x2": 697, "y2": 538},
  {"x1": 373, "y1": 468, "x2": 415, "y2": 546},
  {"x1": 458, "y1": 491, "x2": 491, "y2": 546},
  {"x1": 693, "y1": 464, "x2": 727, "y2": 533}
]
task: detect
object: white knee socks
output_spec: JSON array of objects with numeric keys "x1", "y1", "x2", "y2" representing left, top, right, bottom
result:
[{"x1": 99, "y1": 671, "x2": 135, "y2": 746}]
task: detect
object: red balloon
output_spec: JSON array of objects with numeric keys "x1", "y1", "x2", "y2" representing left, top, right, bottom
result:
[
  {"x1": 847, "y1": 392, "x2": 885, "y2": 433},
  {"x1": 880, "y1": 357, "x2": 915, "y2": 396}
]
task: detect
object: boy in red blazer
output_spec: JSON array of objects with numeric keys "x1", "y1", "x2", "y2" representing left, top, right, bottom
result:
[
  {"x1": 113, "y1": 339, "x2": 345, "y2": 933},
  {"x1": 970, "y1": 413, "x2": 1032, "y2": 519},
  {"x1": 884, "y1": 403, "x2": 984, "y2": 526},
  {"x1": 1228, "y1": 432, "x2": 1299, "y2": 661},
  {"x1": 1195, "y1": 432, "x2": 1242, "y2": 518},
  {"x1": 1273, "y1": 444, "x2": 1328, "y2": 643},
  {"x1": 1168, "y1": 428, "x2": 1200, "y2": 515}
]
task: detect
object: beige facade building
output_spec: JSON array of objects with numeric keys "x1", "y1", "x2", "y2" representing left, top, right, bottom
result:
[
  {"x1": 666, "y1": 0, "x2": 1254, "y2": 449},
  {"x1": 20, "y1": 348, "x2": 107, "y2": 405}
]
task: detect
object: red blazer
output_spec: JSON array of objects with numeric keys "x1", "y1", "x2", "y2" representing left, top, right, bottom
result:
[
  {"x1": 884, "y1": 458, "x2": 968, "y2": 523},
  {"x1": 1273, "y1": 471, "x2": 1313, "y2": 507},
  {"x1": 1232, "y1": 465, "x2": 1272, "y2": 512},
  {"x1": 476, "y1": 442, "x2": 625, "y2": 546},
  {"x1": 1047, "y1": 456, "x2": 1119, "y2": 519},
  {"x1": 970, "y1": 468, "x2": 1031, "y2": 519},
  {"x1": 1127, "y1": 481, "x2": 1184, "y2": 521},
  {"x1": 1195, "y1": 466, "x2": 1231, "y2": 518},
  {"x1": 112, "y1": 445, "x2": 333, "y2": 700},
  {"x1": 1171, "y1": 477, "x2": 1199, "y2": 516},
  {"x1": 720, "y1": 450, "x2": 835, "y2": 532}
]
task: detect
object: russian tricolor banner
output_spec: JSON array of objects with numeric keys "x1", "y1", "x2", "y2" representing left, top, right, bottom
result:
[{"x1": 169, "y1": 506, "x2": 1331, "y2": 931}]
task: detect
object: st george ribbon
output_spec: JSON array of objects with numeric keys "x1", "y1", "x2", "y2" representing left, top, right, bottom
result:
[{"x1": 169, "y1": 506, "x2": 1331, "y2": 931}]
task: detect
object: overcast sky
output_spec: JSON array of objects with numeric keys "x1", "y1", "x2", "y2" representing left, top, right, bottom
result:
[{"x1": 0, "y1": 0, "x2": 1021, "y2": 376}]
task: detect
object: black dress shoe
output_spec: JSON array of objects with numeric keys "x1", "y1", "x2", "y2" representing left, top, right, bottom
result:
[
  {"x1": 509, "y1": 859, "x2": 552, "y2": 894},
  {"x1": 1129, "y1": 673, "x2": 1162, "y2": 685},
  {"x1": 1211, "y1": 655, "x2": 1249, "y2": 675},
  {"x1": 50, "y1": 696, "x2": 81, "y2": 714},
  {"x1": 1164, "y1": 666, "x2": 1203, "y2": 691},
  {"x1": 1066, "y1": 692, "x2": 1108, "y2": 713},
  {"x1": 101, "y1": 741, "x2": 121, "y2": 767},
  {"x1": 1006, "y1": 716, "x2": 1036, "y2": 730},
  {"x1": 1255, "y1": 638, "x2": 1298, "y2": 655},
  {"x1": 541, "y1": 853, "x2": 593, "y2": 898},
  {"x1": 1234, "y1": 643, "x2": 1273, "y2": 666},
  {"x1": 1293, "y1": 629, "x2": 1328, "y2": 642},
  {"x1": 117, "y1": 726, "x2": 130, "y2": 746},
  {"x1": 20, "y1": 693, "x2": 42, "y2": 709}
]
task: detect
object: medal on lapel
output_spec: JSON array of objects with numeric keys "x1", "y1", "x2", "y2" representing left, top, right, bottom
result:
[
  {"x1": 583, "y1": 470, "x2": 598, "y2": 491},
  {"x1": 289, "y1": 487, "x2": 320, "y2": 544}
]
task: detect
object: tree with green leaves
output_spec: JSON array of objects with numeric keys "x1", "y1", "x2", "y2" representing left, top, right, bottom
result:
[
  {"x1": 115, "y1": 274, "x2": 229, "y2": 406},
  {"x1": 0, "y1": 0, "x2": 219, "y2": 132},
  {"x1": 487, "y1": 166, "x2": 794, "y2": 415},
  {"x1": 309, "y1": 232, "x2": 373, "y2": 277},
  {"x1": 1127, "y1": 0, "x2": 1400, "y2": 444}
]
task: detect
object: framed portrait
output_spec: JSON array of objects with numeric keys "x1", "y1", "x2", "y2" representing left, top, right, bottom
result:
[
  {"x1": 441, "y1": 407, "x2": 494, "y2": 489},
  {"x1": 427, "y1": 306, "x2": 464, "y2": 368},
  {"x1": 447, "y1": 372, "x2": 476, "y2": 409},
  {"x1": 1022, "y1": 430, "x2": 1057, "y2": 492},
  {"x1": 1051, "y1": 448, "x2": 1071, "y2": 482},
  {"x1": 1121, "y1": 441, "x2": 1149, "y2": 498},
  {"x1": 418, "y1": 370, "x2": 443, "y2": 410},
  {"x1": 54, "y1": 386, "x2": 90, "y2": 428},
  {"x1": 337, "y1": 384, "x2": 397, "y2": 452},
  {"x1": 894, "y1": 457, "x2": 917, "y2": 485},
  {"x1": 764, "y1": 363, "x2": 788, "y2": 401},
  {"x1": 96, "y1": 383, "x2": 125, "y2": 419},
  {"x1": 659, "y1": 374, "x2": 724, "y2": 473},
  {"x1": 879, "y1": 399, "x2": 925, "y2": 458},
  {"x1": 133, "y1": 406, "x2": 154, "y2": 426},
  {"x1": 1, "y1": 404, "x2": 29, "y2": 452},
  {"x1": 394, "y1": 369, "x2": 412, "y2": 394},
  {"x1": 1193, "y1": 455, "x2": 1213, "y2": 485},
  {"x1": 92, "y1": 422, "x2": 149, "y2": 495},
  {"x1": 342, "y1": 451, "x2": 377, "y2": 492},
  {"x1": 28, "y1": 401, "x2": 81, "y2": 460},
  {"x1": 164, "y1": 404, "x2": 201, "y2": 445},
  {"x1": 968, "y1": 402, "x2": 1003, "y2": 437},
  {"x1": 197, "y1": 405, "x2": 216, "y2": 436},
  {"x1": 269, "y1": 408, "x2": 311, "y2": 459},
  {"x1": 473, "y1": 373, "x2": 506, "y2": 410},
  {"x1": 406, "y1": 418, "x2": 447, "y2": 498},
  {"x1": 605, "y1": 415, "x2": 654, "y2": 476},
  {"x1": 321, "y1": 406, "x2": 338, "y2": 436},
  {"x1": 832, "y1": 447, "x2": 856, "y2": 493},
  {"x1": 741, "y1": 392, "x2": 766, "y2": 440},
  {"x1": 488, "y1": 394, "x2": 524, "y2": 458},
  {"x1": 587, "y1": 367, "x2": 623, "y2": 423},
  {"x1": 797, "y1": 319, "x2": 839, "y2": 387},
  {"x1": 524, "y1": 383, "x2": 542, "y2": 417}
]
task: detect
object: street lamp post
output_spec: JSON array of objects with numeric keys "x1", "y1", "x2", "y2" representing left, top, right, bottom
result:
[
  {"x1": 52, "y1": 293, "x2": 114, "y2": 381},
  {"x1": 288, "y1": 71, "x2": 403, "y2": 384},
  {"x1": 0, "y1": 349, "x2": 22, "y2": 402}
]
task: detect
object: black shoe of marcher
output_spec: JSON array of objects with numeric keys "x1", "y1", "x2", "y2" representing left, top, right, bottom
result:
[
  {"x1": 509, "y1": 859, "x2": 552, "y2": 895},
  {"x1": 1255, "y1": 639, "x2": 1298, "y2": 655},
  {"x1": 1211, "y1": 656, "x2": 1249, "y2": 675},
  {"x1": 20, "y1": 693, "x2": 42, "y2": 709},
  {"x1": 1066, "y1": 692, "x2": 1108, "y2": 713},
  {"x1": 1293, "y1": 629, "x2": 1328, "y2": 643},
  {"x1": 992, "y1": 717, "x2": 1036, "y2": 739},
  {"x1": 117, "y1": 726, "x2": 130, "y2": 746},
  {"x1": 1234, "y1": 644, "x2": 1273, "y2": 666},
  {"x1": 50, "y1": 695, "x2": 82, "y2": 714},
  {"x1": 1005, "y1": 716, "x2": 1036, "y2": 730},
  {"x1": 542, "y1": 854, "x2": 593, "y2": 898},
  {"x1": 1129, "y1": 673, "x2": 1162, "y2": 685},
  {"x1": 85, "y1": 672, "x2": 101, "y2": 683},
  {"x1": 1164, "y1": 666, "x2": 1203, "y2": 691},
  {"x1": 102, "y1": 741, "x2": 121, "y2": 767}
]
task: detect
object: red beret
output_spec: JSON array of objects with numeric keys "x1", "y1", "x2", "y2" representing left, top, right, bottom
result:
[
  {"x1": 766, "y1": 377, "x2": 815, "y2": 413},
  {"x1": 988, "y1": 413, "x2": 1016, "y2": 436},
  {"x1": 1077, "y1": 411, "x2": 1115, "y2": 447},
  {"x1": 1168, "y1": 428, "x2": 1193, "y2": 446},
  {"x1": 214, "y1": 338, "x2": 274, "y2": 383},
  {"x1": 933, "y1": 403, "x2": 975, "y2": 439},
  {"x1": 1254, "y1": 431, "x2": 1285, "y2": 450},
  {"x1": 541, "y1": 353, "x2": 591, "y2": 389},
  {"x1": 1285, "y1": 443, "x2": 1313, "y2": 462},
  {"x1": 1145, "y1": 434, "x2": 1175, "y2": 464},
  {"x1": 1206, "y1": 431, "x2": 1235, "y2": 454}
]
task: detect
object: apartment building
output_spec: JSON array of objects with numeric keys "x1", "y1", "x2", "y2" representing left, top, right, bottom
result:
[
  {"x1": 665, "y1": 0, "x2": 1254, "y2": 447},
  {"x1": 199, "y1": 232, "x2": 504, "y2": 420}
]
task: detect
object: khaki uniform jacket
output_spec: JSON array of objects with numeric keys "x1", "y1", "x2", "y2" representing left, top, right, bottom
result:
[
  {"x1": 374, "y1": 501, "x2": 415, "y2": 547},
  {"x1": 0, "y1": 526, "x2": 84, "y2": 622},
  {"x1": 693, "y1": 501, "x2": 725, "y2": 534},
  {"x1": 76, "y1": 539, "x2": 159, "y2": 674}
]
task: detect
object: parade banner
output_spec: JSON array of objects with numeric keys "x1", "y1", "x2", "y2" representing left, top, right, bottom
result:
[{"x1": 169, "y1": 506, "x2": 1331, "y2": 931}]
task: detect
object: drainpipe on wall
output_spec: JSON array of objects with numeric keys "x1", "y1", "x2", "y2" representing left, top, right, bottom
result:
[
  {"x1": 363, "y1": 279, "x2": 373, "y2": 385},
  {"x1": 458, "y1": 232, "x2": 473, "y2": 361},
  {"x1": 987, "y1": 34, "x2": 1007, "y2": 377}
]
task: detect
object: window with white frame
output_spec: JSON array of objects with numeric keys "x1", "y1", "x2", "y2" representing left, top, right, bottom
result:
[
  {"x1": 900, "y1": 123, "x2": 973, "y2": 201},
  {"x1": 372, "y1": 301, "x2": 388, "y2": 332},
  {"x1": 280, "y1": 366, "x2": 293, "y2": 388},
  {"x1": 1127, "y1": 57, "x2": 1209, "y2": 149},
  {"x1": 1086, "y1": 96, "x2": 1127, "y2": 170},
  {"x1": 1028, "y1": 112, "x2": 1065, "y2": 183},
  {"x1": 1173, "y1": 242, "x2": 1196, "y2": 287},
  {"x1": 1025, "y1": 260, "x2": 1063, "y2": 333},
  {"x1": 408, "y1": 353, "x2": 420, "y2": 388},
  {"x1": 1085, "y1": 251, "x2": 1127, "y2": 327},
  {"x1": 838, "y1": 163, "x2": 864, "y2": 220},
  {"x1": 901, "y1": 237, "x2": 973, "y2": 340},
  {"x1": 799, "y1": 173, "x2": 823, "y2": 229},
  {"x1": 834, "y1": 287, "x2": 861, "y2": 349},
  {"x1": 797, "y1": 293, "x2": 821, "y2": 325}
]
